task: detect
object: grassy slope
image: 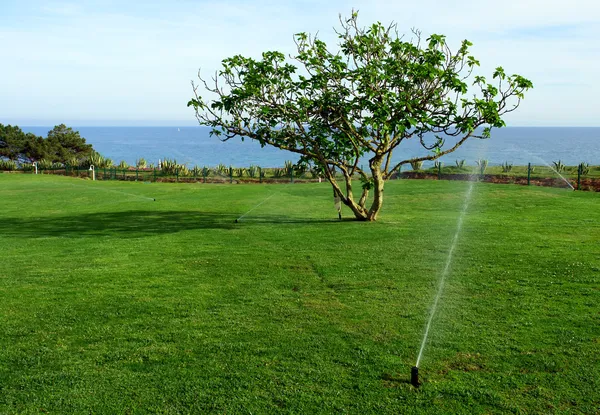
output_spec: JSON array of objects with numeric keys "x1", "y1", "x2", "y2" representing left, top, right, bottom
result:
[{"x1": 0, "y1": 174, "x2": 598, "y2": 414}]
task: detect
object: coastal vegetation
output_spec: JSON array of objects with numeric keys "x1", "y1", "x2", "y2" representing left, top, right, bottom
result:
[
  {"x1": 0, "y1": 174, "x2": 598, "y2": 413},
  {"x1": 188, "y1": 11, "x2": 532, "y2": 221},
  {"x1": 0, "y1": 123, "x2": 94, "y2": 165}
]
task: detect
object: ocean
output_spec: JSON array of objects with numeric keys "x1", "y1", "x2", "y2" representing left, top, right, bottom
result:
[{"x1": 21, "y1": 126, "x2": 600, "y2": 168}]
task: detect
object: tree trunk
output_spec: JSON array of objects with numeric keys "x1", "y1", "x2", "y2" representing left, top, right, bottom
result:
[{"x1": 366, "y1": 157, "x2": 385, "y2": 221}]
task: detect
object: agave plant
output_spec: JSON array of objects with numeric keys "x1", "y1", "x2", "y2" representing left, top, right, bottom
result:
[
  {"x1": 202, "y1": 166, "x2": 210, "y2": 177},
  {"x1": 284, "y1": 160, "x2": 294, "y2": 176},
  {"x1": 247, "y1": 165, "x2": 258, "y2": 178},
  {"x1": 178, "y1": 165, "x2": 190, "y2": 176},
  {"x1": 235, "y1": 167, "x2": 246, "y2": 178},
  {"x1": 161, "y1": 158, "x2": 178, "y2": 175},
  {"x1": 38, "y1": 159, "x2": 55, "y2": 169},
  {"x1": 434, "y1": 160, "x2": 443, "y2": 169},
  {"x1": 0, "y1": 160, "x2": 17, "y2": 171},
  {"x1": 455, "y1": 159, "x2": 466, "y2": 169},
  {"x1": 552, "y1": 160, "x2": 565, "y2": 173},
  {"x1": 66, "y1": 157, "x2": 80, "y2": 167},
  {"x1": 475, "y1": 159, "x2": 488, "y2": 174},
  {"x1": 136, "y1": 158, "x2": 147, "y2": 169},
  {"x1": 501, "y1": 161, "x2": 513, "y2": 173},
  {"x1": 410, "y1": 160, "x2": 423, "y2": 171},
  {"x1": 20, "y1": 162, "x2": 34, "y2": 172},
  {"x1": 215, "y1": 163, "x2": 228, "y2": 175},
  {"x1": 272, "y1": 168, "x2": 286, "y2": 178},
  {"x1": 191, "y1": 165, "x2": 202, "y2": 177},
  {"x1": 578, "y1": 162, "x2": 590, "y2": 175},
  {"x1": 118, "y1": 160, "x2": 129, "y2": 169}
]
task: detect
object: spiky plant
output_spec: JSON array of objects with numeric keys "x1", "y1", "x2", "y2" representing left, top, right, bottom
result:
[
  {"x1": 38, "y1": 159, "x2": 54, "y2": 169},
  {"x1": 410, "y1": 160, "x2": 423, "y2": 171},
  {"x1": 66, "y1": 157, "x2": 80, "y2": 167},
  {"x1": 273, "y1": 168, "x2": 286, "y2": 178},
  {"x1": 247, "y1": 165, "x2": 258, "y2": 178},
  {"x1": 501, "y1": 161, "x2": 513, "y2": 173},
  {"x1": 136, "y1": 158, "x2": 147, "y2": 169},
  {"x1": 118, "y1": 160, "x2": 129, "y2": 169},
  {"x1": 455, "y1": 159, "x2": 466, "y2": 169},
  {"x1": 191, "y1": 165, "x2": 202, "y2": 177},
  {"x1": 578, "y1": 162, "x2": 589, "y2": 175},
  {"x1": 434, "y1": 160, "x2": 443, "y2": 169},
  {"x1": 552, "y1": 160, "x2": 565, "y2": 173},
  {"x1": 235, "y1": 167, "x2": 246, "y2": 177},
  {"x1": 475, "y1": 159, "x2": 488, "y2": 174},
  {"x1": 0, "y1": 160, "x2": 17, "y2": 171},
  {"x1": 202, "y1": 166, "x2": 210, "y2": 177}
]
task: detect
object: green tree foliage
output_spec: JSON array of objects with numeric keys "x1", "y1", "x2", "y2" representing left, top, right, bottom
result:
[
  {"x1": 46, "y1": 124, "x2": 93, "y2": 163},
  {"x1": 188, "y1": 12, "x2": 532, "y2": 221},
  {"x1": 0, "y1": 123, "x2": 95, "y2": 165},
  {"x1": 0, "y1": 124, "x2": 26, "y2": 161}
]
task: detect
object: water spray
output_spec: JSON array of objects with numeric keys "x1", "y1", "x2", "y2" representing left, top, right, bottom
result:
[
  {"x1": 413, "y1": 179, "x2": 475, "y2": 385},
  {"x1": 234, "y1": 187, "x2": 287, "y2": 223}
]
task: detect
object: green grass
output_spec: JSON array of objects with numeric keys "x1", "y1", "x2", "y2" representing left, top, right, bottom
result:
[{"x1": 0, "y1": 174, "x2": 599, "y2": 414}]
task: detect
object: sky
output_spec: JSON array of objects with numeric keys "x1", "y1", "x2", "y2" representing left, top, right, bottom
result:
[{"x1": 1, "y1": 0, "x2": 599, "y2": 127}]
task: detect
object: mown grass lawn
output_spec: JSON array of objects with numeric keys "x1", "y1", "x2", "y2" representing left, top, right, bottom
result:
[{"x1": 0, "y1": 174, "x2": 598, "y2": 414}]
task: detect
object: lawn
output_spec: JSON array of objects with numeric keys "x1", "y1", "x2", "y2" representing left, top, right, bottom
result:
[{"x1": 0, "y1": 174, "x2": 598, "y2": 414}]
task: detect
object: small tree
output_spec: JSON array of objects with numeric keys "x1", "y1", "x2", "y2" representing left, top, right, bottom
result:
[
  {"x1": 46, "y1": 124, "x2": 93, "y2": 163},
  {"x1": 0, "y1": 124, "x2": 26, "y2": 161},
  {"x1": 188, "y1": 12, "x2": 532, "y2": 221}
]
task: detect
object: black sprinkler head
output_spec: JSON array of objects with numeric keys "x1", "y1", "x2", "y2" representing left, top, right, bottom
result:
[{"x1": 411, "y1": 366, "x2": 420, "y2": 387}]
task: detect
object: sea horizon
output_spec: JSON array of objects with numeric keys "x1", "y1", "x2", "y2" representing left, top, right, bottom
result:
[{"x1": 17, "y1": 125, "x2": 600, "y2": 169}]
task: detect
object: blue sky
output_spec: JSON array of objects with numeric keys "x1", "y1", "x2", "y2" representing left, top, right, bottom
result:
[{"x1": 1, "y1": 0, "x2": 598, "y2": 126}]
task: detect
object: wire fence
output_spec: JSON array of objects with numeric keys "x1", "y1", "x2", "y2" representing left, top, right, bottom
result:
[{"x1": 3, "y1": 162, "x2": 600, "y2": 191}]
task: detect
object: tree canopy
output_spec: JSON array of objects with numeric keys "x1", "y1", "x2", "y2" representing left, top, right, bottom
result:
[
  {"x1": 188, "y1": 12, "x2": 533, "y2": 221},
  {"x1": 0, "y1": 124, "x2": 93, "y2": 164}
]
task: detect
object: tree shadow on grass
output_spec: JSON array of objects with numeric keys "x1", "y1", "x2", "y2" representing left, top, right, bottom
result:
[
  {"x1": 0, "y1": 210, "x2": 238, "y2": 238},
  {"x1": 0, "y1": 211, "x2": 347, "y2": 239}
]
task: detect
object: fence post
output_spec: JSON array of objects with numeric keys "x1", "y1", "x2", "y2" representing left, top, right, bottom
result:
[
  {"x1": 259, "y1": 167, "x2": 262, "y2": 183},
  {"x1": 438, "y1": 163, "x2": 442, "y2": 180},
  {"x1": 527, "y1": 163, "x2": 531, "y2": 186},
  {"x1": 290, "y1": 168, "x2": 294, "y2": 183},
  {"x1": 136, "y1": 168, "x2": 139, "y2": 181},
  {"x1": 176, "y1": 168, "x2": 179, "y2": 183},
  {"x1": 203, "y1": 168, "x2": 207, "y2": 183},
  {"x1": 577, "y1": 164, "x2": 582, "y2": 190},
  {"x1": 229, "y1": 167, "x2": 233, "y2": 184}
]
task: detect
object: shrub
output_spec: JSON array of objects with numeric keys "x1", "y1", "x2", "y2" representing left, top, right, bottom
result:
[
  {"x1": 136, "y1": 158, "x2": 147, "y2": 169},
  {"x1": 118, "y1": 160, "x2": 129, "y2": 169},
  {"x1": 455, "y1": 159, "x2": 466, "y2": 169},
  {"x1": 501, "y1": 161, "x2": 513, "y2": 173}
]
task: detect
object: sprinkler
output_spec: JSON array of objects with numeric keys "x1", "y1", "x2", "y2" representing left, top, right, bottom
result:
[{"x1": 411, "y1": 366, "x2": 420, "y2": 387}]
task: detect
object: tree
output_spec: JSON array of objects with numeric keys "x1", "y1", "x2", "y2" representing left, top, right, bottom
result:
[
  {"x1": 188, "y1": 12, "x2": 532, "y2": 221},
  {"x1": 46, "y1": 124, "x2": 93, "y2": 163},
  {"x1": 0, "y1": 124, "x2": 26, "y2": 161}
]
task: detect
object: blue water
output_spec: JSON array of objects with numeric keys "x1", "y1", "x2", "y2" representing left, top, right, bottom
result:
[{"x1": 21, "y1": 126, "x2": 600, "y2": 168}]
